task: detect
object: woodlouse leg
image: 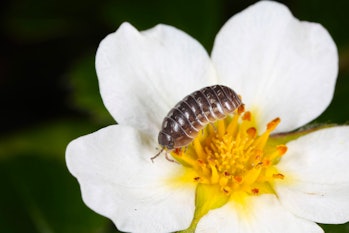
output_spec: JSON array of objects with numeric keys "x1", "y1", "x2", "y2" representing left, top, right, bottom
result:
[{"x1": 165, "y1": 151, "x2": 176, "y2": 163}]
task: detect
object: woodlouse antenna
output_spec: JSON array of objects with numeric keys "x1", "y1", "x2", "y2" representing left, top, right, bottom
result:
[
  {"x1": 151, "y1": 148, "x2": 177, "y2": 163},
  {"x1": 151, "y1": 148, "x2": 164, "y2": 163}
]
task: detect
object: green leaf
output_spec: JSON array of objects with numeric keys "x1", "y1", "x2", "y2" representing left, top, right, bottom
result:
[
  {"x1": 0, "y1": 155, "x2": 117, "y2": 233},
  {"x1": 66, "y1": 55, "x2": 115, "y2": 125},
  {"x1": 0, "y1": 119, "x2": 102, "y2": 161}
]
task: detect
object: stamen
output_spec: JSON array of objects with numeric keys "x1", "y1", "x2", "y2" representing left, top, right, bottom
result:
[
  {"x1": 276, "y1": 145, "x2": 288, "y2": 155},
  {"x1": 272, "y1": 173, "x2": 285, "y2": 179},
  {"x1": 251, "y1": 188, "x2": 259, "y2": 195},
  {"x1": 237, "y1": 104, "x2": 245, "y2": 115},
  {"x1": 246, "y1": 127, "x2": 257, "y2": 138},
  {"x1": 171, "y1": 109, "x2": 285, "y2": 199},
  {"x1": 242, "y1": 111, "x2": 251, "y2": 121},
  {"x1": 267, "y1": 118, "x2": 281, "y2": 131}
]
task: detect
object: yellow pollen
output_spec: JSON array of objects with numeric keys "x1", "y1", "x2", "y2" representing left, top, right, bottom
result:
[{"x1": 171, "y1": 109, "x2": 286, "y2": 201}]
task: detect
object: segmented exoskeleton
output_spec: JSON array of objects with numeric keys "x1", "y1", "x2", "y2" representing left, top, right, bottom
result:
[{"x1": 152, "y1": 85, "x2": 242, "y2": 161}]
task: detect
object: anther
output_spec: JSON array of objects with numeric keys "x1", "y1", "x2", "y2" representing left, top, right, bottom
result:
[
  {"x1": 246, "y1": 127, "x2": 257, "y2": 138},
  {"x1": 267, "y1": 118, "x2": 281, "y2": 131},
  {"x1": 251, "y1": 188, "x2": 259, "y2": 195},
  {"x1": 237, "y1": 104, "x2": 245, "y2": 115},
  {"x1": 242, "y1": 111, "x2": 251, "y2": 121},
  {"x1": 276, "y1": 145, "x2": 288, "y2": 155},
  {"x1": 272, "y1": 173, "x2": 285, "y2": 179}
]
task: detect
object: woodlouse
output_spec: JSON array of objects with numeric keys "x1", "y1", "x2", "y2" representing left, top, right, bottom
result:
[{"x1": 152, "y1": 85, "x2": 242, "y2": 161}]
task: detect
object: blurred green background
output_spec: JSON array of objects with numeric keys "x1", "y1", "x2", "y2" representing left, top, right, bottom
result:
[{"x1": 1, "y1": 0, "x2": 349, "y2": 232}]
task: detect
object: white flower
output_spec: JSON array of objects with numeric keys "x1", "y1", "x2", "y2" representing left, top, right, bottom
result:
[{"x1": 66, "y1": 1, "x2": 349, "y2": 233}]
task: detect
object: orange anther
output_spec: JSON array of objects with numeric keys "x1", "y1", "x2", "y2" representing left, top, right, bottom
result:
[
  {"x1": 276, "y1": 145, "x2": 288, "y2": 155},
  {"x1": 272, "y1": 173, "x2": 285, "y2": 179},
  {"x1": 246, "y1": 127, "x2": 257, "y2": 138},
  {"x1": 251, "y1": 188, "x2": 259, "y2": 195},
  {"x1": 237, "y1": 104, "x2": 245, "y2": 115},
  {"x1": 267, "y1": 117, "x2": 281, "y2": 131},
  {"x1": 234, "y1": 176, "x2": 243, "y2": 183},
  {"x1": 242, "y1": 111, "x2": 251, "y2": 121}
]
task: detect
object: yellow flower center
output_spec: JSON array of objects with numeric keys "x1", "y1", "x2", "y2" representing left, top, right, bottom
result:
[{"x1": 172, "y1": 106, "x2": 287, "y2": 201}]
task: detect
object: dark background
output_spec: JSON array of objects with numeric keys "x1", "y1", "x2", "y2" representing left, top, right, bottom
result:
[{"x1": 1, "y1": 0, "x2": 349, "y2": 232}]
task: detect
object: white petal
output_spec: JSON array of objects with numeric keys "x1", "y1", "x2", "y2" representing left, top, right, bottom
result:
[
  {"x1": 276, "y1": 126, "x2": 349, "y2": 224},
  {"x1": 212, "y1": 1, "x2": 338, "y2": 133},
  {"x1": 96, "y1": 22, "x2": 217, "y2": 136},
  {"x1": 196, "y1": 195, "x2": 322, "y2": 233},
  {"x1": 66, "y1": 125, "x2": 196, "y2": 233}
]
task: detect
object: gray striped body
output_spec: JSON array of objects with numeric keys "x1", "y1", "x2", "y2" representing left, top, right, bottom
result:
[{"x1": 158, "y1": 85, "x2": 242, "y2": 149}]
